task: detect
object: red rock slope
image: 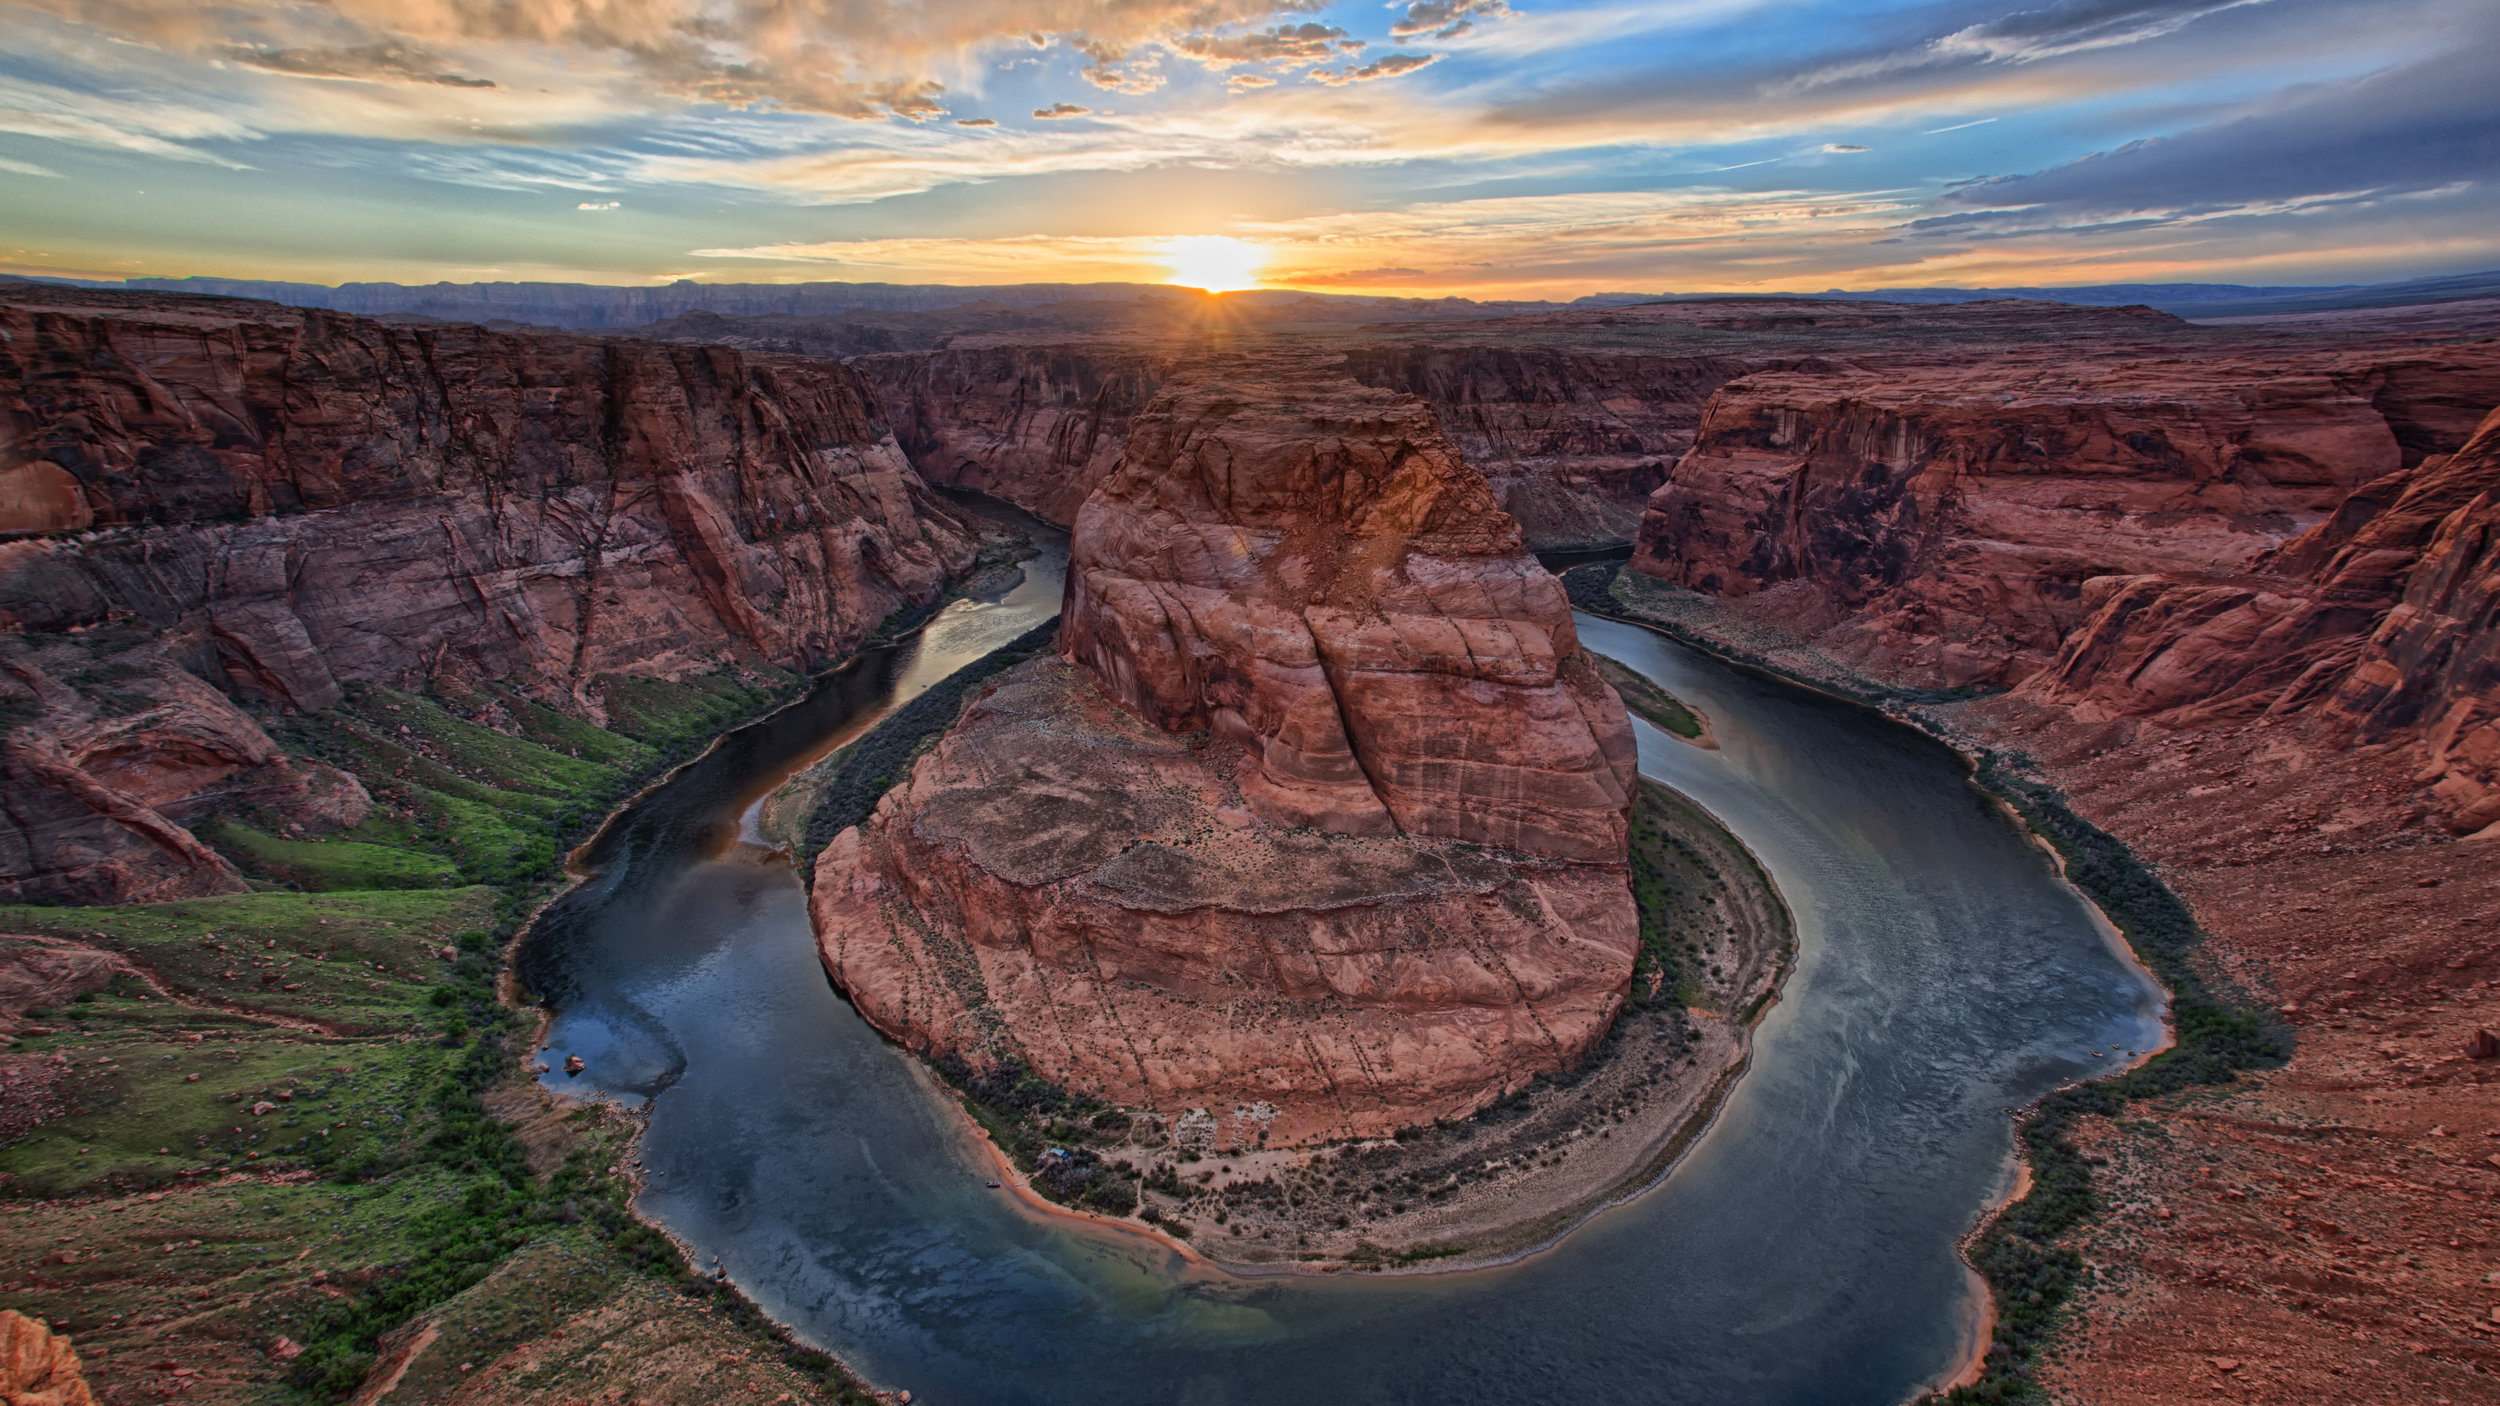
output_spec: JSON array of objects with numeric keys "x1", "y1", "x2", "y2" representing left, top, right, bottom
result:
[
  {"x1": 811, "y1": 364, "x2": 1638, "y2": 1144},
  {"x1": 0, "y1": 286, "x2": 978, "y2": 903},
  {"x1": 2030, "y1": 403, "x2": 2500, "y2": 836}
]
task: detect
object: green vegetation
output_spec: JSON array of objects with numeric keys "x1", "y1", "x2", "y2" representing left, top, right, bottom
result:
[
  {"x1": 935, "y1": 1054, "x2": 1144, "y2": 1217},
  {"x1": 1592, "y1": 653, "x2": 1706, "y2": 739},
  {"x1": 1625, "y1": 780, "x2": 1705, "y2": 1009},
  {"x1": 2, "y1": 661, "x2": 877, "y2": 1403},
  {"x1": 198, "y1": 818, "x2": 464, "y2": 891},
  {"x1": 1927, "y1": 757, "x2": 2292, "y2": 1405}
]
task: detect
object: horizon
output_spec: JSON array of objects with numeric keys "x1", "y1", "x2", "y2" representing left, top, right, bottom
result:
[{"x1": 4, "y1": 0, "x2": 2496, "y2": 299}]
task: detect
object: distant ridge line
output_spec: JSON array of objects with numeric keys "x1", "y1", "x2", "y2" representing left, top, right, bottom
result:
[{"x1": 3, "y1": 267, "x2": 2493, "y2": 329}]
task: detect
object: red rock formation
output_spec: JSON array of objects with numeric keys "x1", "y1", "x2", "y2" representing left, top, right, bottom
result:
[
  {"x1": 0, "y1": 285, "x2": 979, "y2": 902},
  {"x1": 1633, "y1": 341, "x2": 2500, "y2": 690},
  {"x1": 0, "y1": 1310, "x2": 92, "y2": 1406},
  {"x1": 1336, "y1": 344, "x2": 1773, "y2": 549},
  {"x1": 1062, "y1": 372, "x2": 1637, "y2": 861},
  {"x1": 856, "y1": 345, "x2": 1172, "y2": 523},
  {"x1": 814, "y1": 366, "x2": 1638, "y2": 1143},
  {"x1": 2031, "y1": 405, "x2": 2500, "y2": 833}
]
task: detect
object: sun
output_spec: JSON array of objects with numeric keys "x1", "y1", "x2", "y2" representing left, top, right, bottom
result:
[{"x1": 1159, "y1": 236, "x2": 1269, "y2": 293}]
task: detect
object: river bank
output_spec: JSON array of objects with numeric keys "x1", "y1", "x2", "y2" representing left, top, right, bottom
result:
[
  {"x1": 1557, "y1": 563, "x2": 2322, "y2": 1404},
  {"x1": 942, "y1": 775, "x2": 1792, "y2": 1275},
  {"x1": 770, "y1": 595, "x2": 1793, "y2": 1275}
]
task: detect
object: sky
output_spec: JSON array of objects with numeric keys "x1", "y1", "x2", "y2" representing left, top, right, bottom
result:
[{"x1": 0, "y1": 0, "x2": 2494, "y2": 297}]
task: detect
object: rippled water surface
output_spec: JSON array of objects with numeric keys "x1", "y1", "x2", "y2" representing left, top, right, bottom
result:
[{"x1": 520, "y1": 536, "x2": 2165, "y2": 1406}]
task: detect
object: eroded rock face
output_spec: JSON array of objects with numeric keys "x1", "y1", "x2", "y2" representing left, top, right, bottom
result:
[
  {"x1": 2031, "y1": 405, "x2": 2500, "y2": 833},
  {"x1": 813, "y1": 662, "x2": 1638, "y2": 1144},
  {"x1": 0, "y1": 1310, "x2": 93, "y2": 1406},
  {"x1": 1061, "y1": 371, "x2": 1637, "y2": 861},
  {"x1": 0, "y1": 286, "x2": 978, "y2": 901},
  {"x1": 856, "y1": 346, "x2": 1173, "y2": 523},
  {"x1": 815, "y1": 367, "x2": 1638, "y2": 1142},
  {"x1": 1632, "y1": 346, "x2": 2500, "y2": 690}
]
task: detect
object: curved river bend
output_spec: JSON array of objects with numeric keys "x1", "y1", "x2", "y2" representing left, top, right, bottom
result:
[{"x1": 521, "y1": 520, "x2": 2165, "y2": 1406}]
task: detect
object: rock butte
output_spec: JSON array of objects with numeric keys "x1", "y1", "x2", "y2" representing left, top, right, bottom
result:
[{"x1": 811, "y1": 365, "x2": 1639, "y2": 1144}]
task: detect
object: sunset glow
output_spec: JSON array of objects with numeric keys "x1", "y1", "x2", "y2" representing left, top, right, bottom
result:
[{"x1": 1160, "y1": 237, "x2": 1269, "y2": 293}]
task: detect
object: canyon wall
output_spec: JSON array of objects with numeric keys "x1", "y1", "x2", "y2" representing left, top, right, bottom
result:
[
  {"x1": 813, "y1": 365, "x2": 1640, "y2": 1144},
  {"x1": 2029, "y1": 404, "x2": 2500, "y2": 834},
  {"x1": 1628, "y1": 338, "x2": 2500, "y2": 830},
  {"x1": 858, "y1": 339, "x2": 1778, "y2": 549},
  {"x1": 855, "y1": 345, "x2": 1174, "y2": 523},
  {"x1": 0, "y1": 286, "x2": 978, "y2": 903}
]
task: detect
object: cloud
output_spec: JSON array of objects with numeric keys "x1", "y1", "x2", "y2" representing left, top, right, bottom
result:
[
  {"x1": 1034, "y1": 102, "x2": 1094, "y2": 118},
  {"x1": 224, "y1": 42, "x2": 494, "y2": 88},
  {"x1": 3, "y1": 0, "x2": 1328, "y2": 122},
  {"x1": 1170, "y1": 23, "x2": 1357, "y2": 70},
  {"x1": 1936, "y1": 0, "x2": 2273, "y2": 64},
  {"x1": 1077, "y1": 41, "x2": 1166, "y2": 94},
  {"x1": 0, "y1": 154, "x2": 64, "y2": 176},
  {"x1": 1823, "y1": 143, "x2": 1867, "y2": 151},
  {"x1": 577, "y1": 199, "x2": 619, "y2": 209},
  {"x1": 1934, "y1": 24, "x2": 2500, "y2": 229},
  {"x1": 956, "y1": 116, "x2": 998, "y2": 126},
  {"x1": 1390, "y1": 0, "x2": 1514, "y2": 41},
  {"x1": 1226, "y1": 73, "x2": 1278, "y2": 90},
  {"x1": 1309, "y1": 53, "x2": 1440, "y2": 85},
  {"x1": 1781, "y1": 0, "x2": 2273, "y2": 94}
]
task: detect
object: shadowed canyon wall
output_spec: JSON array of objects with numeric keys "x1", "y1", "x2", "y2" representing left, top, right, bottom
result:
[
  {"x1": 0, "y1": 287, "x2": 978, "y2": 903},
  {"x1": 812, "y1": 365, "x2": 1641, "y2": 1144}
]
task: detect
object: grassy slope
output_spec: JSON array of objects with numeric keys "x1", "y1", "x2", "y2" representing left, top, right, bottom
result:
[{"x1": 1, "y1": 665, "x2": 879, "y2": 1405}]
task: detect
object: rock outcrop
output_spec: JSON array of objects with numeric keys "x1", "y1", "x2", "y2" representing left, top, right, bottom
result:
[
  {"x1": 813, "y1": 366, "x2": 1639, "y2": 1144},
  {"x1": 0, "y1": 285, "x2": 979, "y2": 902},
  {"x1": 1627, "y1": 328, "x2": 2500, "y2": 830},
  {"x1": 856, "y1": 345, "x2": 1173, "y2": 523},
  {"x1": 1336, "y1": 344, "x2": 1772, "y2": 549},
  {"x1": 0, "y1": 1311, "x2": 92, "y2": 1406},
  {"x1": 2030, "y1": 404, "x2": 2500, "y2": 834}
]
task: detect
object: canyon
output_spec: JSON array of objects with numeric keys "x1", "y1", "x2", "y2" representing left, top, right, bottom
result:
[{"x1": 4, "y1": 275, "x2": 2499, "y2": 1402}]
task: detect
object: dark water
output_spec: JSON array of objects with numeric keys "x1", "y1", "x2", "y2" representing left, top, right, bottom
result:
[
  {"x1": 523, "y1": 554, "x2": 2166, "y2": 1406},
  {"x1": 1534, "y1": 543, "x2": 1636, "y2": 573}
]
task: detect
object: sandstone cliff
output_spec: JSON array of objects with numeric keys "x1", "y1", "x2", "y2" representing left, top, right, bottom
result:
[
  {"x1": 860, "y1": 338, "x2": 1758, "y2": 551},
  {"x1": 2030, "y1": 404, "x2": 2500, "y2": 834},
  {"x1": 1632, "y1": 342, "x2": 2500, "y2": 677},
  {"x1": 0, "y1": 286, "x2": 978, "y2": 903},
  {"x1": 813, "y1": 366, "x2": 1639, "y2": 1144},
  {"x1": 1626, "y1": 329, "x2": 2500, "y2": 831},
  {"x1": 855, "y1": 345, "x2": 1173, "y2": 523}
]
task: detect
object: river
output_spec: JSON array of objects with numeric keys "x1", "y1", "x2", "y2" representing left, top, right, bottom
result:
[{"x1": 518, "y1": 511, "x2": 2166, "y2": 1406}]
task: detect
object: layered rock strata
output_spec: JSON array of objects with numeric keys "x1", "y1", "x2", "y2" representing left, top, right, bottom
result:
[
  {"x1": 2030, "y1": 404, "x2": 2500, "y2": 834},
  {"x1": 813, "y1": 368, "x2": 1639, "y2": 1143},
  {"x1": 1632, "y1": 351, "x2": 2500, "y2": 689},
  {"x1": 856, "y1": 345, "x2": 1173, "y2": 523},
  {"x1": 0, "y1": 286, "x2": 978, "y2": 902}
]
